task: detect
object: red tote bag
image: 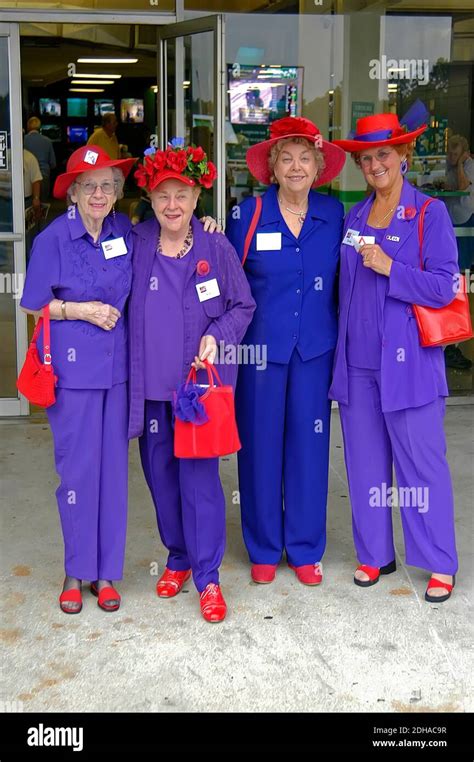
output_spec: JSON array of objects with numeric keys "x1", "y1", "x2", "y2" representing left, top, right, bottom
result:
[
  {"x1": 17, "y1": 304, "x2": 57, "y2": 407},
  {"x1": 412, "y1": 199, "x2": 473, "y2": 347},
  {"x1": 174, "y1": 361, "x2": 241, "y2": 459}
]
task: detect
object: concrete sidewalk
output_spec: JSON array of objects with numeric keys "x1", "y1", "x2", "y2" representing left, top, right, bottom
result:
[{"x1": 1, "y1": 408, "x2": 472, "y2": 713}]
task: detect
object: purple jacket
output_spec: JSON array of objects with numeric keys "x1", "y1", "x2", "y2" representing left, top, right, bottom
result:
[
  {"x1": 128, "y1": 215, "x2": 256, "y2": 439},
  {"x1": 329, "y1": 179, "x2": 459, "y2": 412}
]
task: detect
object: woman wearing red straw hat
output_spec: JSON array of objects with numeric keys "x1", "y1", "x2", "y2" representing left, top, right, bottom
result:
[
  {"x1": 225, "y1": 117, "x2": 346, "y2": 586},
  {"x1": 329, "y1": 111, "x2": 458, "y2": 602},
  {"x1": 20, "y1": 145, "x2": 137, "y2": 613}
]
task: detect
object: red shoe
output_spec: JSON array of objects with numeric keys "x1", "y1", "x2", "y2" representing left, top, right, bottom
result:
[
  {"x1": 200, "y1": 583, "x2": 227, "y2": 623},
  {"x1": 353, "y1": 559, "x2": 396, "y2": 587},
  {"x1": 288, "y1": 562, "x2": 323, "y2": 586},
  {"x1": 90, "y1": 582, "x2": 121, "y2": 612},
  {"x1": 425, "y1": 575, "x2": 455, "y2": 603},
  {"x1": 156, "y1": 568, "x2": 192, "y2": 598},
  {"x1": 251, "y1": 564, "x2": 277, "y2": 584},
  {"x1": 59, "y1": 588, "x2": 82, "y2": 614}
]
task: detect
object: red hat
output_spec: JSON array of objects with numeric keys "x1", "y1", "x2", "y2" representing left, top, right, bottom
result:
[
  {"x1": 245, "y1": 117, "x2": 346, "y2": 188},
  {"x1": 134, "y1": 141, "x2": 217, "y2": 192},
  {"x1": 53, "y1": 145, "x2": 137, "y2": 200},
  {"x1": 333, "y1": 112, "x2": 427, "y2": 153}
]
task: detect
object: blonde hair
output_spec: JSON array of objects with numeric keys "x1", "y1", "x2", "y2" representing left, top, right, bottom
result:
[
  {"x1": 448, "y1": 135, "x2": 469, "y2": 154},
  {"x1": 268, "y1": 137, "x2": 325, "y2": 184}
]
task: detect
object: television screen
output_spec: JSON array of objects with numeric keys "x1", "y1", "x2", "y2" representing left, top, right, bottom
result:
[
  {"x1": 67, "y1": 98, "x2": 88, "y2": 117},
  {"x1": 227, "y1": 65, "x2": 303, "y2": 125},
  {"x1": 94, "y1": 99, "x2": 115, "y2": 118},
  {"x1": 39, "y1": 98, "x2": 61, "y2": 117},
  {"x1": 120, "y1": 98, "x2": 144, "y2": 123},
  {"x1": 67, "y1": 126, "x2": 88, "y2": 144},
  {"x1": 40, "y1": 124, "x2": 61, "y2": 142}
]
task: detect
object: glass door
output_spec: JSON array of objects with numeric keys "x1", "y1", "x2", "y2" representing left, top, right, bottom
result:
[
  {"x1": 157, "y1": 15, "x2": 226, "y2": 226},
  {"x1": 0, "y1": 23, "x2": 28, "y2": 416}
]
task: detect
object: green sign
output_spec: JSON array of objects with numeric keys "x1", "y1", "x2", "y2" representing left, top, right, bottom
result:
[{"x1": 351, "y1": 102, "x2": 374, "y2": 131}]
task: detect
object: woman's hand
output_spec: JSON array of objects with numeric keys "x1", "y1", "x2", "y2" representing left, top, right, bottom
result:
[
  {"x1": 192, "y1": 335, "x2": 218, "y2": 369},
  {"x1": 359, "y1": 244, "x2": 393, "y2": 277},
  {"x1": 200, "y1": 216, "x2": 222, "y2": 234},
  {"x1": 78, "y1": 301, "x2": 121, "y2": 331}
]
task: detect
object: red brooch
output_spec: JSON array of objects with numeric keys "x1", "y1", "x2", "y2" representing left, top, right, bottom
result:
[
  {"x1": 404, "y1": 206, "x2": 417, "y2": 220},
  {"x1": 197, "y1": 260, "x2": 210, "y2": 276}
]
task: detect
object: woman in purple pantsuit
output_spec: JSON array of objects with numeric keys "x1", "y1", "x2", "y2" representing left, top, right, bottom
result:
[
  {"x1": 20, "y1": 145, "x2": 137, "y2": 614},
  {"x1": 129, "y1": 142, "x2": 255, "y2": 622},
  {"x1": 329, "y1": 112, "x2": 459, "y2": 603}
]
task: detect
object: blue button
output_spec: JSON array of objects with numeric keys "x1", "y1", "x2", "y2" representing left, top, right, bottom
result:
[
  {"x1": 293, "y1": 334, "x2": 297, "y2": 340},
  {"x1": 296, "y1": 248, "x2": 300, "y2": 253},
  {"x1": 294, "y1": 312, "x2": 299, "y2": 317},
  {"x1": 296, "y1": 289, "x2": 301, "y2": 294},
  {"x1": 298, "y1": 270, "x2": 302, "y2": 275}
]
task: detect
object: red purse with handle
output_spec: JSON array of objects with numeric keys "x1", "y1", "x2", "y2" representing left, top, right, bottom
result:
[
  {"x1": 17, "y1": 304, "x2": 57, "y2": 407},
  {"x1": 412, "y1": 199, "x2": 473, "y2": 347},
  {"x1": 174, "y1": 360, "x2": 241, "y2": 459}
]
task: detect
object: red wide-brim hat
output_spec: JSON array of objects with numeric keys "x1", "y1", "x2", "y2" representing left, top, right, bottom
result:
[
  {"x1": 333, "y1": 112, "x2": 427, "y2": 153},
  {"x1": 53, "y1": 145, "x2": 137, "y2": 199},
  {"x1": 246, "y1": 116, "x2": 346, "y2": 188},
  {"x1": 148, "y1": 170, "x2": 196, "y2": 191}
]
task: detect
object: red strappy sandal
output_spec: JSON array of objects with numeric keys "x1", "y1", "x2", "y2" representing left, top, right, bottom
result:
[
  {"x1": 353, "y1": 559, "x2": 396, "y2": 587},
  {"x1": 90, "y1": 582, "x2": 121, "y2": 612},
  {"x1": 425, "y1": 575, "x2": 455, "y2": 603},
  {"x1": 59, "y1": 587, "x2": 82, "y2": 614}
]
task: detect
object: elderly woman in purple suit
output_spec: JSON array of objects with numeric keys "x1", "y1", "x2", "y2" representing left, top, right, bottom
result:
[
  {"x1": 128, "y1": 142, "x2": 255, "y2": 622},
  {"x1": 329, "y1": 112, "x2": 459, "y2": 603}
]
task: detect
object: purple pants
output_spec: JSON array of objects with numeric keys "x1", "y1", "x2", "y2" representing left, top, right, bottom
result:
[
  {"x1": 46, "y1": 382, "x2": 129, "y2": 581},
  {"x1": 139, "y1": 400, "x2": 226, "y2": 593},
  {"x1": 339, "y1": 367, "x2": 458, "y2": 575}
]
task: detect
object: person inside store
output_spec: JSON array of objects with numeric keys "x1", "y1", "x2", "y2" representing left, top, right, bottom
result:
[
  {"x1": 225, "y1": 116, "x2": 346, "y2": 587},
  {"x1": 329, "y1": 112, "x2": 459, "y2": 603},
  {"x1": 442, "y1": 134, "x2": 473, "y2": 371},
  {"x1": 87, "y1": 112, "x2": 120, "y2": 160},
  {"x1": 24, "y1": 116, "x2": 57, "y2": 201},
  {"x1": 128, "y1": 141, "x2": 255, "y2": 622},
  {"x1": 20, "y1": 145, "x2": 137, "y2": 614}
]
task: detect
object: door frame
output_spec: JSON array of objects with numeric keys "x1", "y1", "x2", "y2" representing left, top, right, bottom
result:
[{"x1": 157, "y1": 15, "x2": 226, "y2": 226}]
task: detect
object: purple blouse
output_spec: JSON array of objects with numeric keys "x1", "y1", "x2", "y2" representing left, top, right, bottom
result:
[
  {"x1": 346, "y1": 224, "x2": 386, "y2": 370},
  {"x1": 144, "y1": 248, "x2": 190, "y2": 401}
]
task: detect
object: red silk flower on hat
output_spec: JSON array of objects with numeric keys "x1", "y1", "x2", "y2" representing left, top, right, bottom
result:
[
  {"x1": 197, "y1": 260, "x2": 210, "y2": 276},
  {"x1": 269, "y1": 116, "x2": 320, "y2": 141},
  {"x1": 166, "y1": 148, "x2": 188, "y2": 173},
  {"x1": 200, "y1": 161, "x2": 217, "y2": 189}
]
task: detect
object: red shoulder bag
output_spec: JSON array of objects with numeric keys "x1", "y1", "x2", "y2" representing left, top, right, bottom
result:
[{"x1": 17, "y1": 304, "x2": 57, "y2": 407}]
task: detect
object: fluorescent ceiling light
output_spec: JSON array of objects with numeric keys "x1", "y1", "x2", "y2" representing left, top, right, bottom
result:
[
  {"x1": 71, "y1": 80, "x2": 114, "y2": 85},
  {"x1": 77, "y1": 58, "x2": 138, "y2": 64},
  {"x1": 73, "y1": 73, "x2": 122, "y2": 79},
  {"x1": 70, "y1": 88, "x2": 104, "y2": 93}
]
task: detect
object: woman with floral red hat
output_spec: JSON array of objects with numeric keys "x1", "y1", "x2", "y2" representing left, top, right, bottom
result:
[
  {"x1": 20, "y1": 145, "x2": 137, "y2": 614},
  {"x1": 329, "y1": 110, "x2": 459, "y2": 602},
  {"x1": 225, "y1": 117, "x2": 346, "y2": 587},
  {"x1": 128, "y1": 139, "x2": 255, "y2": 622}
]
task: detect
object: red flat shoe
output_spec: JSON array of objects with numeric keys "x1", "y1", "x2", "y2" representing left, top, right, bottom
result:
[
  {"x1": 251, "y1": 564, "x2": 277, "y2": 584},
  {"x1": 200, "y1": 583, "x2": 227, "y2": 623},
  {"x1": 90, "y1": 582, "x2": 121, "y2": 612},
  {"x1": 156, "y1": 568, "x2": 192, "y2": 598},
  {"x1": 288, "y1": 562, "x2": 323, "y2": 586},
  {"x1": 354, "y1": 559, "x2": 396, "y2": 587},
  {"x1": 425, "y1": 575, "x2": 455, "y2": 603},
  {"x1": 59, "y1": 588, "x2": 82, "y2": 614}
]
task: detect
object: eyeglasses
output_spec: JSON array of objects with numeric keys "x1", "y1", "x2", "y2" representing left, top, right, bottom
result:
[
  {"x1": 75, "y1": 180, "x2": 117, "y2": 195},
  {"x1": 359, "y1": 149, "x2": 395, "y2": 167}
]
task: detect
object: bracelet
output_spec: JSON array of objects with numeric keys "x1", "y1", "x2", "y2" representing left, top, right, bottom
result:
[{"x1": 61, "y1": 300, "x2": 68, "y2": 320}]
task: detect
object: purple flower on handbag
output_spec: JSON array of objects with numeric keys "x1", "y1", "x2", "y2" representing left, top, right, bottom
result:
[{"x1": 174, "y1": 382, "x2": 209, "y2": 425}]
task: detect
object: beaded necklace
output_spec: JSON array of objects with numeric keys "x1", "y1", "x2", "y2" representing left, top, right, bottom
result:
[{"x1": 157, "y1": 225, "x2": 193, "y2": 259}]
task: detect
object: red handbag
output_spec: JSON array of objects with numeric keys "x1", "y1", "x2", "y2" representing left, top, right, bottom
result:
[
  {"x1": 412, "y1": 199, "x2": 473, "y2": 347},
  {"x1": 174, "y1": 361, "x2": 241, "y2": 459},
  {"x1": 17, "y1": 304, "x2": 57, "y2": 407}
]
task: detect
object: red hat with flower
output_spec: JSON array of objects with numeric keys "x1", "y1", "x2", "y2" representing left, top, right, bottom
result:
[
  {"x1": 246, "y1": 117, "x2": 346, "y2": 188},
  {"x1": 134, "y1": 138, "x2": 217, "y2": 192}
]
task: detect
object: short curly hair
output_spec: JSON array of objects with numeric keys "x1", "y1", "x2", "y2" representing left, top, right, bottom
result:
[{"x1": 268, "y1": 137, "x2": 325, "y2": 184}]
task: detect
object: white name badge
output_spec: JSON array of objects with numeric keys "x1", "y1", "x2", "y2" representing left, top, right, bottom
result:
[
  {"x1": 256, "y1": 232, "x2": 282, "y2": 251},
  {"x1": 101, "y1": 237, "x2": 128, "y2": 259},
  {"x1": 343, "y1": 228, "x2": 360, "y2": 246},
  {"x1": 196, "y1": 278, "x2": 220, "y2": 302},
  {"x1": 353, "y1": 235, "x2": 375, "y2": 252}
]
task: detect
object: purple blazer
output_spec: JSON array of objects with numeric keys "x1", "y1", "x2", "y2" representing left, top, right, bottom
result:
[
  {"x1": 128, "y1": 214, "x2": 256, "y2": 439},
  {"x1": 329, "y1": 179, "x2": 459, "y2": 412}
]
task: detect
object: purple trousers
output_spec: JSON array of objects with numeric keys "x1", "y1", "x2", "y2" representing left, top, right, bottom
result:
[
  {"x1": 339, "y1": 367, "x2": 458, "y2": 575},
  {"x1": 47, "y1": 382, "x2": 129, "y2": 581},
  {"x1": 139, "y1": 400, "x2": 226, "y2": 593}
]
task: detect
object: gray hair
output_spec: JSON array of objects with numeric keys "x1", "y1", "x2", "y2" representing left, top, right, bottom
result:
[
  {"x1": 268, "y1": 137, "x2": 325, "y2": 184},
  {"x1": 66, "y1": 166, "x2": 125, "y2": 205}
]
